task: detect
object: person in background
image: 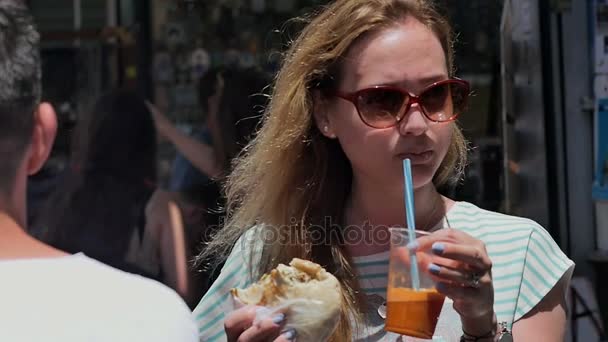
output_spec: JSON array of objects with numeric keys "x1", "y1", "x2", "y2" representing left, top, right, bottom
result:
[
  {"x1": 165, "y1": 68, "x2": 222, "y2": 191},
  {"x1": 147, "y1": 67, "x2": 270, "y2": 300},
  {"x1": 153, "y1": 66, "x2": 271, "y2": 185},
  {"x1": 193, "y1": 0, "x2": 574, "y2": 341},
  {"x1": 0, "y1": 1, "x2": 197, "y2": 341},
  {"x1": 148, "y1": 67, "x2": 270, "y2": 232},
  {"x1": 37, "y1": 90, "x2": 189, "y2": 300}
]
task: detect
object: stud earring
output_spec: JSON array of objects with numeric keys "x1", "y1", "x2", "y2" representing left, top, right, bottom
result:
[{"x1": 323, "y1": 125, "x2": 329, "y2": 133}]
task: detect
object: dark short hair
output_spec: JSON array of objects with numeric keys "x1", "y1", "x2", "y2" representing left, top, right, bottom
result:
[{"x1": 0, "y1": 0, "x2": 40, "y2": 192}]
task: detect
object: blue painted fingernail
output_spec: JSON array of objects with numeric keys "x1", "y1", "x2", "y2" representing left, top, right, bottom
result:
[
  {"x1": 436, "y1": 282, "x2": 446, "y2": 291},
  {"x1": 282, "y1": 329, "x2": 297, "y2": 340},
  {"x1": 429, "y1": 263, "x2": 441, "y2": 275},
  {"x1": 432, "y1": 242, "x2": 445, "y2": 255},
  {"x1": 406, "y1": 241, "x2": 419, "y2": 251},
  {"x1": 272, "y1": 313, "x2": 285, "y2": 324}
]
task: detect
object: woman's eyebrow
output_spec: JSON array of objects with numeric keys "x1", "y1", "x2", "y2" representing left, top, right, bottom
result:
[
  {"x1": 414, "y1": 74, "x2": 449, "y2": 85},
  {"x1": 366, "y1": 73, "x2": 449, "y2": 88}
]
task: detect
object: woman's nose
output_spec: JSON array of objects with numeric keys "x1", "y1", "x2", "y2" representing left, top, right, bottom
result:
[{"x1": 398, "y1": 103, "x2": 429, "y2": 136}]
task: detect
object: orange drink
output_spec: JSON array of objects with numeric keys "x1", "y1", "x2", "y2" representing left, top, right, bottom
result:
[
  {"x1": 386, "y1": 228, "x2": 444, "y2": 338},
  {"x1": 385, "y1": 287, "x2": 445, "y2": 338}
]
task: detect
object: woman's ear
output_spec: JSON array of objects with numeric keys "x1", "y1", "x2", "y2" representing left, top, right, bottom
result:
[{"x1": 312, "y1": 90, "x2": 337, "y2": 139}]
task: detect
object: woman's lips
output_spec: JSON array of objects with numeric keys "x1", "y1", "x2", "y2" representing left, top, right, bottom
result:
[{"x1": 397, "y1": 150, "x2": 433, "y2": 164}]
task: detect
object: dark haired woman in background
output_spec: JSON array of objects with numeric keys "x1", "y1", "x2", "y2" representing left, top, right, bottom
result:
[
  {"x1": 37, "y1": 90, "x2": 189, "y2": 299},
  {"x1": 147, "y1": 67, "x2": 271, "y2": 299}
]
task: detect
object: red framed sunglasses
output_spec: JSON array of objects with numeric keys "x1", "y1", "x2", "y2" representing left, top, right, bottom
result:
[{"x1": 333, "y1": 78, "x2": 470, "y2": 129}]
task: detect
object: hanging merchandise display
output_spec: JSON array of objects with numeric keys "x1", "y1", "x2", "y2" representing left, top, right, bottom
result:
[
  {"x1": 273, "y1": 0, "x2": 296, "y2": 13},
  {"x1": 190, "y1": 46, "x2": 211, "y2": 80},
  {"x1": 224, "y1": 48, "x2": 241, "y2": 67},
  {"x1": 603, "y1": 153, "x2": 608, "y2": 187},
  {"x1": 594, "y1": 98, "x2": 608, "y2": 198},
  {"x1": 173, "y1": 74, "x2": 198, "y2": 109},
  {"x1": 153, "y1": 49, "x2": 174, "y2": 84},
  {"x1": 151, "y1": 0, "x2": 328, "y2": 125},
  {"x1": 593, "y1": 0, "x2": 608, "y2": 198},
  {"x1": 592, "y1": 0, "x2": 608, "y2": 257},
  {"x1": 237, "y1": 31, "x2": 258, "y2": 68},
  {"x1": 238, "y1": 51, "x2": 256, "y2": 68},
  {"x1": 224, "y1": 0, "x2": 245, "y2": 10},
  {"x1": 165, "y1": 22, "x2": 187, "y2": 49},
  {"x1": 175, "y1": 49, "x2": 191, "y2": 74},
  {"x1": 251, "y1": 0, "x2": 265, "y2": 13},
  {"x1": 595, "y1": 1, "x2": 608, "y2": 73},
  {"x1": 594, "y1": 100, "x2": 608, "y2": 176},
  {"x1": 550, "y1": 0, "x2": 572, "y2": 11},
  {"x1": 216, "y1": 5, "x2": 236, "y2": 41}
]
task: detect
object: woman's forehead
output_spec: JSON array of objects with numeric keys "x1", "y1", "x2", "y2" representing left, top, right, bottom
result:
[{"x1": 339, "y1": 19, "x2": 448, "y2": 90}]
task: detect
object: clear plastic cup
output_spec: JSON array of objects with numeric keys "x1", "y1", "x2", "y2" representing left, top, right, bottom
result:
[{"x1": 385, "y1": 228, "x2": 445, "y2": 339}]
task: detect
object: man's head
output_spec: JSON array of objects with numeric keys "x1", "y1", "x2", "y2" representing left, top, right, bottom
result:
[{"x1": 0, "y1": 0, "x2": 56, "y2": 199}]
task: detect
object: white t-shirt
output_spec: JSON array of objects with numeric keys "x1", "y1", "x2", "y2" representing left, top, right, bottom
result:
[{"x1": 0, "y1": 253, "x2": 198, "y2": 342}]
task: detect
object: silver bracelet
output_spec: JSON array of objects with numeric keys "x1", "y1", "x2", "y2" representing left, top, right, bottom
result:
[{"x1": 495, "y1": 322, "x2": 513, "y2": 342}]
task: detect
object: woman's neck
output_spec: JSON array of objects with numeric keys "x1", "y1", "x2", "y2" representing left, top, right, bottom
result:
[{"x1": 343, "y1": 177, "x2": 448, "y2": 257}]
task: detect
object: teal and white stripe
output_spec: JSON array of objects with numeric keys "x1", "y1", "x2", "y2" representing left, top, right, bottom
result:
[
  {"x1": 193, "y1": 202, "x2": 574, "y2": 341},
  {"x1": 193, "y1": 229, "x2": 261, "y2": 342},
  {"x1": 451, "y1": 202, "x2": 573, "y2": 324},
  {"x1": 352, "y1": 202, "x2": 573, "y2": 340}
]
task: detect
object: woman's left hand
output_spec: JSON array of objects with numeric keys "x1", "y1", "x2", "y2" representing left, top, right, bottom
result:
[{"x1": 410, "y1": 229, "x2": 495, "y2": 326}]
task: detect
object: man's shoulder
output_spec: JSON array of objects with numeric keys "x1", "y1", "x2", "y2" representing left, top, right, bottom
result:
[
  {"x1": 0, "y1": 254, "x2": 198, "y2": 341},
  {"x1": 79, "y1": 256, "x2": 199, "y2": 341},
  {"x1": 68, "y1": 255, "x2": 188, "y2": 309}
]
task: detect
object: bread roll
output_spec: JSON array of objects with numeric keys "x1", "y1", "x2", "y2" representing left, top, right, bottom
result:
[{"x1": 231, "y1": 258, "x2": 341, "y2": 341}]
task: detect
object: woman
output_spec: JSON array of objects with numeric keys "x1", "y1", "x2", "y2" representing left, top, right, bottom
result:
[
  {"x1": 193, "y1": 0, "x2": 574, "y2": 341},
  {"x1": 148, "y1": 67, "x2": 270, "y2": 298},
  {"x1": 151, "y1": 67, "x2": 271, "y2": 182},
  {"x1": 38, "y1": 90, "x2": 189, "y2": 299}
]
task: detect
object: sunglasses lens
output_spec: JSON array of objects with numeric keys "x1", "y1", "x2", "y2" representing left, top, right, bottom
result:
[
  {"x1": 420, "y1": 82, "x2": 469, "y2": 121},
  {"x1": 356, "y1": 88, "x2": 407, "y2": 128}
]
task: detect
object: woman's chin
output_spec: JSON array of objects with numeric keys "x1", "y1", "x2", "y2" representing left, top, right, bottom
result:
[{"x1": 411, "y1": 166, "x2": 437, "y2": 189}]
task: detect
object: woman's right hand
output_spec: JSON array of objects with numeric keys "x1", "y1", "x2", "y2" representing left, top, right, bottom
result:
[
  {"x1": 145, "y1": 101, "x2": 175, "y2": 141},
  {"x1": 224, "y1": 306, "x2": 296, "y2": 342}
]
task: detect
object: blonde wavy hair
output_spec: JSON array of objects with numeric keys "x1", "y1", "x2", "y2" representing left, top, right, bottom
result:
[{"x1": 200, "y1": 0, "x2": 467, "y2": 339}]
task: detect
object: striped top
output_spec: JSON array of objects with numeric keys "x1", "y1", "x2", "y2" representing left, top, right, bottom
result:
[{"x1": 193, "y1": 201, "x2": 574, "y2": 341}]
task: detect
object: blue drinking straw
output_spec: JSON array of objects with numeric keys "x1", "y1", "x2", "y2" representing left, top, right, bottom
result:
[{"x1": 403, "y1": 158, "x2": 421, "y2": 290}]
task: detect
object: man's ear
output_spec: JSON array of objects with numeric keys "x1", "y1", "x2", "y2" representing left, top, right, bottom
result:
[
  {"x1": 26, "y1": 102, "x2": 57, "y2": 175},
  {"x1": 312, "y1": 90, "x2": 336, "y2": 139}
]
